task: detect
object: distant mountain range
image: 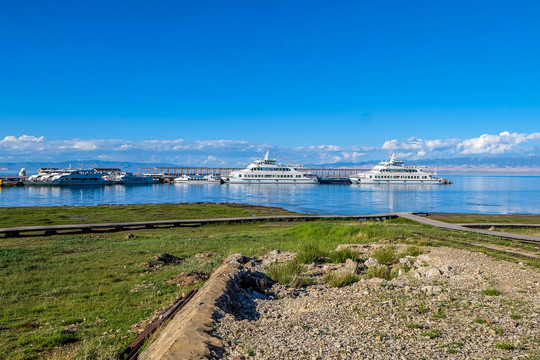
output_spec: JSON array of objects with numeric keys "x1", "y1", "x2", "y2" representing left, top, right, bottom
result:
[
  {"x1": 307, "y1": 155, "x2": 540, "y2": 171},
  {"x1": 1, "y1": 156, "x2": 539, "y2": 175}
]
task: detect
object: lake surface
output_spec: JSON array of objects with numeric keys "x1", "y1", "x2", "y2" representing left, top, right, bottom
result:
[{"x1": 1, "y1": 175, "x2": 539, "y2": 215}]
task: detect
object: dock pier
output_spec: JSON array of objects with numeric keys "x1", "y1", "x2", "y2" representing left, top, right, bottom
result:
[{"x1": 138, "y1": 167, "x2": 364, "y2": 183}]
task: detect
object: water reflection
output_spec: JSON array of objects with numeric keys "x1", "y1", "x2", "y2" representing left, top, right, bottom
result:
[{"x1": 0, "y1": 176, "x2": 539, "y2": 215}]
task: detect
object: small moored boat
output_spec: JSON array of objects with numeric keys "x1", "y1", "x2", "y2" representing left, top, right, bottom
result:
[
  {"x1": 110, "y1": 172, "x2": 158, "y2": 185},
  {"x1": 173, "y1": 174, "x2": 222, "y2": 183}
]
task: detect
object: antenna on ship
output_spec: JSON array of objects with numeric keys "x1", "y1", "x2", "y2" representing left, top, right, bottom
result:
[
  {"x1": 390, "y1": 152, "x2": 396, "y2": 162},
  {"x1": 264, "y1": 150, "x2": 270, "y2": 161}
]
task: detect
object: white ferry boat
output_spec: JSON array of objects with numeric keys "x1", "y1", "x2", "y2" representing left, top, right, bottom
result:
[
  {"x1": 24, "y1": 168, "x2": 63, "y2": 185},
  {"x1": 174, "y1": 174, "x2": 222, "y2": 183},
  {"x1": 350, "y1": 154, "x2": 450, "y2": 185},
  {"x1": 225, "y1": 151, "x2": 318, "y2": 184},
  {"x1": 111, "y1": 172, "x2": 158, "y2": 185},
  {"x1": 46, "y1": 169, "x2": 112, "y2": 186}
]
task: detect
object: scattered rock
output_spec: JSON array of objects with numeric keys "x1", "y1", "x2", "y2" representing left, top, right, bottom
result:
[
  {"x1": 398, "y1": 257, "x2": 413, "y2": 267},
  {"x1": 262, "y1": 249, "x2": 297, "y2": 266},
  {"x1": 414, "y1": 267, "x2": 442, "y2": 279},
  {"x1": 364, "y1": 257, "x2": 379, "y2": 268},
  {"x1": 143, "y1": 253, "x2": 184, "y2": 268},
  {"x1": 340, "y1": 259, "x2": 359, "y2": 274}
]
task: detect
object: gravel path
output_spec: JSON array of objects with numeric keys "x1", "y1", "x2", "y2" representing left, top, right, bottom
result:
[{"x1": 214, "y1": 246, "x2": 540, "y2": 359}]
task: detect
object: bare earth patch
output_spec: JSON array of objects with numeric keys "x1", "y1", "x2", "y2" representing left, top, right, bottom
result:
[{"x1": 214, "y1": 246, "x2": 540, "y2": 359}]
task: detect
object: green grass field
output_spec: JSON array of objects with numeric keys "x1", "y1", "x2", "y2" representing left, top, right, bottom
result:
[
  {"x1": 0, "y1": 203, "x2": 296, "y2": 228},
  {"x1": 1, "y1": 204, "x2": 538, "y2": 359},
  {"x1": 428, "y1": 213, "x2": 540, "y2": 224}
]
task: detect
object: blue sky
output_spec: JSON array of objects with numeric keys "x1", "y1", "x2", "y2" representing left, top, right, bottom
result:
[{"x1": 1, "y1": 1, "x2": 539, "y2": 165}]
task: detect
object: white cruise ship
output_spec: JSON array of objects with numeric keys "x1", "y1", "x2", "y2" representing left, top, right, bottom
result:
[
  {"x1": 225, "y1": 151, "x2": 318, "y2": 184},
  {"x1": 350, "y1": 154, "x2": 450, "y2": 185},
  {"x1": 110, "y1": 172, "x2": 158, "y2": 185},
  {"x1": 46, "y1": 169, "x2": 112, "y2": 186}
]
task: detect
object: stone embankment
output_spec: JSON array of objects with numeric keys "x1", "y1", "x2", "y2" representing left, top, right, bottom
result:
[{"x1": 142, "y1": 245, "x2": 540, "y2": 359}]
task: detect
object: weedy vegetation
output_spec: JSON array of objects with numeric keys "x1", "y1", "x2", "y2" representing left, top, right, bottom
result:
[
  {"x1": 371, "y1": 246, "x2": 397, "y2": 265},
  {"x1": 324, "y1": 273, "x2": 359, "y2": 288},
  {"x1": 420, "y1": 329, "x2": 442, "y2": 338},
  {"x1": 365, "y1": 265, "x2": 392, "y2": 280},
  {"x1": 296, "y1": 243, "x2": 327, "y2": 264},
  {"x1": 1, "y1": 204, "x2": 537, "y2": 359},
  {"x1": 483, "y1": 286, "x2": 502, "y2": 296},
  {"x1": 328, "y1": 248, "x2": 361, "y2": 263},
  {"x1": 495, "y1": 343, "x2": 515, "y2": 350},
  {"x1": 265, "y1": 261, "x2": 312, "y2": 288}
]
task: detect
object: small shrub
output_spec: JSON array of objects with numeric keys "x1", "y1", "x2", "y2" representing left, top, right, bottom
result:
[
  {"x1": 491, "y1": 325, "x2": 503, "y2": 335},
  {"x1": 398, "y1": 245, "x2": 424, "y2": 257},
  {"x1": 432, "y1": 307, "x2": 446, "y2": 320},
  {"x1": 296, "y1": 243, "x2": 327, "y2": 264},
  {"x1": 372, "y1": 246, "x2": 397, "y2": 265},
  {"x1": 483, "y1": 287, "x2": 501, "y2": 296},
  {"x1": 417, "y1": 302, "x2": 427, "y2": 314},
  {"x1": 474, "y1": 317, "x2": 486, "y2": 324},
  {"x1": 420, "y1": 329, "x2": 441, "y2": 338},
  {"x1": 445, "y1": 341, "x2": 463, "y2": 354},
  {"x1": 366, "y1": 265, "x2": 392, "y2": 280},
  {"x1": 246, "y1": 348, "x2": 256, "y2": 356},
  {"x1": 266, "y1": 261, "x2": 310, "y2": 288},
  {"x1": 495, "y1": 343, "x2": 515, "y2": 350},
  {"x1": 406, "y1": 323, "x2": 424, "y2": 329},
  {"x1": 324, "y1": 273, "x2": 359, "y2": 288},
  {"x1": 288, "y1": 274, "x2": 313, "y2": 288},
  {"x1": 328, "y1": 249, "x2": 360, "y2": 263},
  {"x1": 510, "y1": 314, "x2": 521, "y2": 320}
]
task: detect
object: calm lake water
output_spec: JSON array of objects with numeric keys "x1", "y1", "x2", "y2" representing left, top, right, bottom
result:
[{"x1": 0, "y1": 175, "x2": 539, "y2": 215}]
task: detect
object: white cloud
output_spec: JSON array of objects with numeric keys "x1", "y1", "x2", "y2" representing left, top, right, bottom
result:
[
  {"x1": 1, "y1": 135, "x2": 44, "y2": 143},
  {"x1": 382, "y1": 137, "x2": 459, "y2": 155},
  {"x1": 380, "y1": 132, "x2": 540, "y2": 158},
  {"x1": 1, "y1": 131, "x2": 539, "y2": 165},
  {"x1": 457, "y1": 131, "x2": 540, "y2": 154}
]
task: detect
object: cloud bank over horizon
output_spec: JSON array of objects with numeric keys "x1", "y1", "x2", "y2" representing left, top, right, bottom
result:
[{"x1": 1, "y1": 131, "x2": 539, "y2": 166}]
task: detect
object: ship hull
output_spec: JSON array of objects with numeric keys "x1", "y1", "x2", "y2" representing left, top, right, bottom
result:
[
  {"x1": 351, "y1": 177, "x2": 444, "y2": 185},
  {"x1": 227, "y1": 179, "x2": 318, "y2": 184}
]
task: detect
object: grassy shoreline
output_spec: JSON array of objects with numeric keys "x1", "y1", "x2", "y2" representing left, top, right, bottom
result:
[
  {"x1": 428, "y1": 212, "x2": 540, "y2": 224},
  {"x1": 0, "y1": 203, "x2": 297, "y2": 228},
  {"x1": 1, "y1": 204, "x2": 538, "y2": 359}
]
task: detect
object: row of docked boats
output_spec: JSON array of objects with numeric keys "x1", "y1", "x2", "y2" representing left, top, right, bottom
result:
[
  {"x1": 173, "y1": 151, "x2": 450, "y2": 185},
  {"x1": 23, "y1": 168, "x2": 158, "y2": 186},
  {"x1": 19, "y1": 152, "x2": 450, "y2": 187}
]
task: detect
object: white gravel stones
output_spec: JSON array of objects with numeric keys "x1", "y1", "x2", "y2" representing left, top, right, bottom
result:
[
  {"x1": 364, "y1": 257, "x2": 379, "y2": 268},
  {"x1": 213, "y1": 246, "x2": 539, "y2": 359}
]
